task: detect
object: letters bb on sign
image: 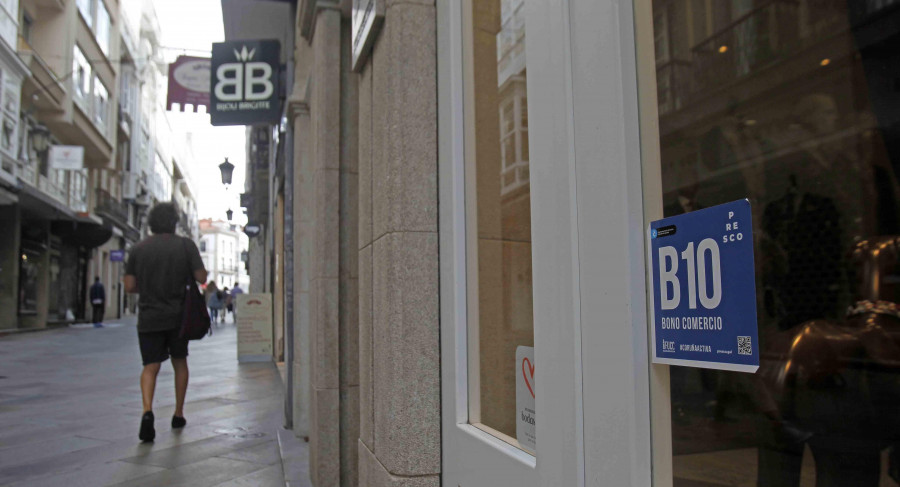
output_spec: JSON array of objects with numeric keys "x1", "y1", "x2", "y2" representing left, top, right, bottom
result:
[
  {"x1": 210, "y1": 40, "x2": 281, "y2": 126},
  {"x1": 648, "y1": 199, "x2": 759, "y2": 373}
]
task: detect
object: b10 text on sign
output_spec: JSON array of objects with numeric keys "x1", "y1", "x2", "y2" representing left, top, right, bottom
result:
[{"x1": 649, "y1": 199, "x2": 759, "y2": 373}]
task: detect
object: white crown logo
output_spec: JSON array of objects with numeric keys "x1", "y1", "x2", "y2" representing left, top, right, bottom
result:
[{"x1": 233, "y1": 46, "x2": 256, "y2": 62}]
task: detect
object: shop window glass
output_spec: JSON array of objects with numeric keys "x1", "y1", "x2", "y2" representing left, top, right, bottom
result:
[
  {"x1": 465, "y1": 0, "x2": 534, "y2": 451},
  {"x1": 648, "y1": 1, "x2": 900, "y2": 485},
  {"x1": 18, "y1": 247, "x2": 40, "y2": 314}
]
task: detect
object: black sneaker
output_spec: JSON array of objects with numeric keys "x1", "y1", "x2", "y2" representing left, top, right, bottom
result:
[
  {"x1": 139, "y1": 411, "x2": 155, "y2": 442},
  {"x1": 171, "y1": 415, "x2": 186, "y2": 429}
]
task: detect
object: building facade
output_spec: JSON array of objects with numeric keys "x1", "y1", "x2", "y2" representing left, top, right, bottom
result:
[
  {"x1": 0, "y1": 0, "x2": 198, "y2": 330},
  {"x1": 199, "y1": 218, "x2": 249, "y2": 290},
  {"x1": 232, "y1": 0, "x2": 900, "y2": 486}
]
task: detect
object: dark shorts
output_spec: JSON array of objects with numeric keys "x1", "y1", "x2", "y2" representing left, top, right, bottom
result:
[{"x1": 138, "y1": 328, "x2": 189, "y2": 365}]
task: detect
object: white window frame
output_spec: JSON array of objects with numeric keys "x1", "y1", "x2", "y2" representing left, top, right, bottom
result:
[
  {"x1": 441, "y1": 0, "x2": 660, "y2": 486},
  {"x1": 439, "y1": 1, "x2": 588, "y2": 485},
  {"x1": 76, "y1": 0, "x2": 94, "y2": 28},
  {"x1": 73, "y1": 45, "x2": 91, "y2": 103},
  {"x1": 93, "y1": 76, "x2": 109, "y2": 128},
  {"x1": 95, "y1": 1, "x2": 110, "y2": 56}
]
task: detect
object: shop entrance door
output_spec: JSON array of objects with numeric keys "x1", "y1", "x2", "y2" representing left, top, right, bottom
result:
[{"x1": 438, "y1": 0, "x2": 597, "y2": 485}]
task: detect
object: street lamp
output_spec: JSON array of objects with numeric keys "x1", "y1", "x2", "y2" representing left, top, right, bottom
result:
[
  {"x1": 218, "y1": 157, "x2": 235, "y2": 185},
  {"x1": 226, "y1": 208, "x2": 233, "y2": 221},
  {"x1": 29, "y1": 122, "x2": 51, "y2": 159}
]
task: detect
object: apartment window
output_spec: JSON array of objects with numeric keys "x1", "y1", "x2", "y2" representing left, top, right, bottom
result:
[
  {"x1": 200, "y1": 240, "x2": 207, "y2": 252},
  {"x1": 22, "y1": 13, "x2": 33, "y2": 45},
  {"x1": 96, "y1": 2, "x2": 110, "y2": 56},
  {"x1": 93, "y1": 77, "x2": 108, "y2": 127},
  {"x1": 72, "y1": 46, "x2": 91, "y2": 102},
  {"x1": 76, "y1": 0, "x2": 94, "y2": 28}
]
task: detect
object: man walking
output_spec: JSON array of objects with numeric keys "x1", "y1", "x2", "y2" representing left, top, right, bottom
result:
[
  {"x1": 89, "y1": 277, "x2": 105, "y2": 326},
  {"x1": 124, "y1": 203, "x2": 207, "y2": 442},
  {"x1": 230, "y1": 283, "x2": 244, "y2": 319}
]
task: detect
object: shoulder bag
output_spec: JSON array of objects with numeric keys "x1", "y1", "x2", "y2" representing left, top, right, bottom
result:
[{"x1": 180, "y1": 237, "x2": 211, "y2": 340}]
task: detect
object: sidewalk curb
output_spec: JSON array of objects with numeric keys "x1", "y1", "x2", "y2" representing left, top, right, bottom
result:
[
  {"x1": 277, "y1": 427, "x2": 312, "y2": 487},
  {"x1": 0, "y1": 322, "x2": 70, "y2": 338},
  {"x1": 0, "y1": 316, "x2": 139, "y2": 338}
]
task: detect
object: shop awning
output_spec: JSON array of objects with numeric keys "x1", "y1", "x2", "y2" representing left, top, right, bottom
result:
[
  {"x1": 16, "y1": 180, "x2": 77, "y2": 221},
  {"x1": 52, "y1": 218, "x2": 113, "y2": 249},
  {"x1": 17, "y1": 181, "x2": 113, "y2": 249}
]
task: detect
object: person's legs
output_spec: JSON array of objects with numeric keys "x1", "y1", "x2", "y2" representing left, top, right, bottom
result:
[
  {"x1": 141, "y1": 362, "x2": 161, "y2": 412},
  {"x1": 92, "y1": 305, "x2": 101, "y2": 323},
  {"x1": 171, "y1": 358, "x2": 189, "y2": 418},
  {"x1": 138, "y1": 330, "x2": 169, "y2": 442},
  {"x1": 165, "y1": 328, "x2": 190, "y2": 428}
]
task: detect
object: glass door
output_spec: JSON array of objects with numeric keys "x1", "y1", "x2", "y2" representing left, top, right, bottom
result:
[{"x1": 439, "y1": 0, "x2": 585, "y2": 485}]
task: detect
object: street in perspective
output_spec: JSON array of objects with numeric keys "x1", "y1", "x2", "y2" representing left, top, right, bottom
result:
[{"x1": 5, "y1": 0, "x2": 900, "y2": 486}]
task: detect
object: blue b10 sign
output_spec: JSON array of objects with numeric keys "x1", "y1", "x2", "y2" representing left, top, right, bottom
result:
[{"x1": 649, "y1": 199, "x2": 759, "y2": 373}]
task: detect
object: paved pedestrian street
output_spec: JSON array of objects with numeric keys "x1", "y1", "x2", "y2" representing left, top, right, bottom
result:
[{"x1": 0, "y1": 317, "x2": 304, "y2": 486}]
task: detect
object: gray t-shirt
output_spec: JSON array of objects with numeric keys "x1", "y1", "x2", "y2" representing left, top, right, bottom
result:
[{"x1": 125, "y1": 234, "x2": 205, "y2": 332}]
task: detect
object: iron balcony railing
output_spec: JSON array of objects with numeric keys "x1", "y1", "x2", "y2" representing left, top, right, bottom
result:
[
  {"x1": 658, "y1": 0, "x2": 856, "y2": 115},
  {"x1": 95, "y1": 188, "x2": 128, "y2": 226}
]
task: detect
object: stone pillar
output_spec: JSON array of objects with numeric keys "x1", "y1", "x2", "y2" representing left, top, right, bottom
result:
[
  {"x1": 290, "y1": 96, "x2": 312, "y2": 439},
  {"x1": 0, "y1": 204, "x2": 21, "y2": 330},
  {"x1": 357, "y1": 2, "x2": 440, "y2": 485},
  {"x1": 338, "y1": 19, "x2": 360, "y2": 487},
  {"x1": 309, "y1": 7, "x2": 342, "y2": 487}
]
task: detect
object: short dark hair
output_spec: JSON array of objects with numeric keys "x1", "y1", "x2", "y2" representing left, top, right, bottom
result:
[{"x1": 148, "y1": 202, "x2": 179, "y2": 234}]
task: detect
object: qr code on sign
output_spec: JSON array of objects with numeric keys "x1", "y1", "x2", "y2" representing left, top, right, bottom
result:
[{"x1": 737, "y1": 336, "x2": 752, "y2": 355}]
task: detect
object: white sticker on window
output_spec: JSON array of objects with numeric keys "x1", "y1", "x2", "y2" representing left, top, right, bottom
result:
[{"x1": 516, "y1": 345, "x2": 535, "y2": 454}]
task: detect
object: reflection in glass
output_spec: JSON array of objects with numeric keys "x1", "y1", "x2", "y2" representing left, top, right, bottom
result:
[
  {"x1": 651, "y1": 0, "x2": 900, "y2": 485},
  {"x1": 466, "y1": 0, "x2": 534, "y2": 447}
]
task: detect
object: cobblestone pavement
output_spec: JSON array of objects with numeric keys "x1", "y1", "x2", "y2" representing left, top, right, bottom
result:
[{"x1": 0, "y1": 316, "x2": 294, "y2": 486}]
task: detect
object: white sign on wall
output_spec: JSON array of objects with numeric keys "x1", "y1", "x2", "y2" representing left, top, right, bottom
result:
[
  {"x1": 236, "y1": 293, "x2": 273, "y2": 362},
  {"x1": 48, "y1": 145, "x2": 84, "y2": 171},
  {"x1": 516, "y1": 345, "x2": 536, "y2": 454}
]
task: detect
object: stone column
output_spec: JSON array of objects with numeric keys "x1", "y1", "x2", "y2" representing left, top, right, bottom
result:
[
  {"x1": 309, "y1": 6, "x2": 342, "y2": 487},
  {"x1": 357, "y1": 2, "x2": 440, "y2": 485},
  {"x1": 338, "y1": 19, "x2": 360, "y2": 487},
  {"x1": 290, "y1": 95, "x2": 312, "y2": 439}
]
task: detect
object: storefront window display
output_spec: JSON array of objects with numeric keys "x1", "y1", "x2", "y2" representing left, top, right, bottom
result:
[
  {"x1": 649, "y1": 1, "x2": 900, "y2": 485},
  {"x1": 464, "y1": 0, "x2": 534, "y2": 449},
  {"x1": 18, "y1": 247, "x2": 40, "y2": 315}
]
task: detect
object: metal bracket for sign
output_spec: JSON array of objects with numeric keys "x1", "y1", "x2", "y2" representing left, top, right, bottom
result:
[{"x1": 351, "y1": 0, "x2": 385, "y2": 72}]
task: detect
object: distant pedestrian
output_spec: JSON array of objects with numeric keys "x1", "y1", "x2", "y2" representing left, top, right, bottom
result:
[
  {"x1": 222, "y1": 287, "x2": 232, "y2": 322},
  {"x1": 124, "y1": 202, "x2": 207, "y2": 442},
  {"x1": 230, "y1": 283, "x2": 244, "y2": 319},
  {"x1": 205, "y1": 281, "x2": 223, "y2": 324},
  {"x1": 89, "y1": 277, "x2": 106, "y2": 326}
]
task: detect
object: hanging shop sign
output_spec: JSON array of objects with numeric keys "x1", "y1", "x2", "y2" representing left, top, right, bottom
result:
[
  {"x1": 515, "y1": 345, "x2": 536, "y2": 454},
  {"x1": 210, "y1": 40, "x2": 281, "y2": 126},
  {"x1": 48, "y1": 145, "x2": 84, "y2": 171},
  {"x1": 236, "y1": 293, "x2": 274, "y2": 362},
  {"x1": 351, "y1": 0, "x2": 384, "y2": 72},
  {"x1": 243, "y1": 224, "x2": 261, "y2": 238},
  {"x1": 110, "y1": 250, "x2": 125, "y2": 262},
  {"x1": 648, "y1": 199, "x2": 759, "y2": 373},
  {"x1": 167, "y1": 55, "x2": 211, "y2": 112}
]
